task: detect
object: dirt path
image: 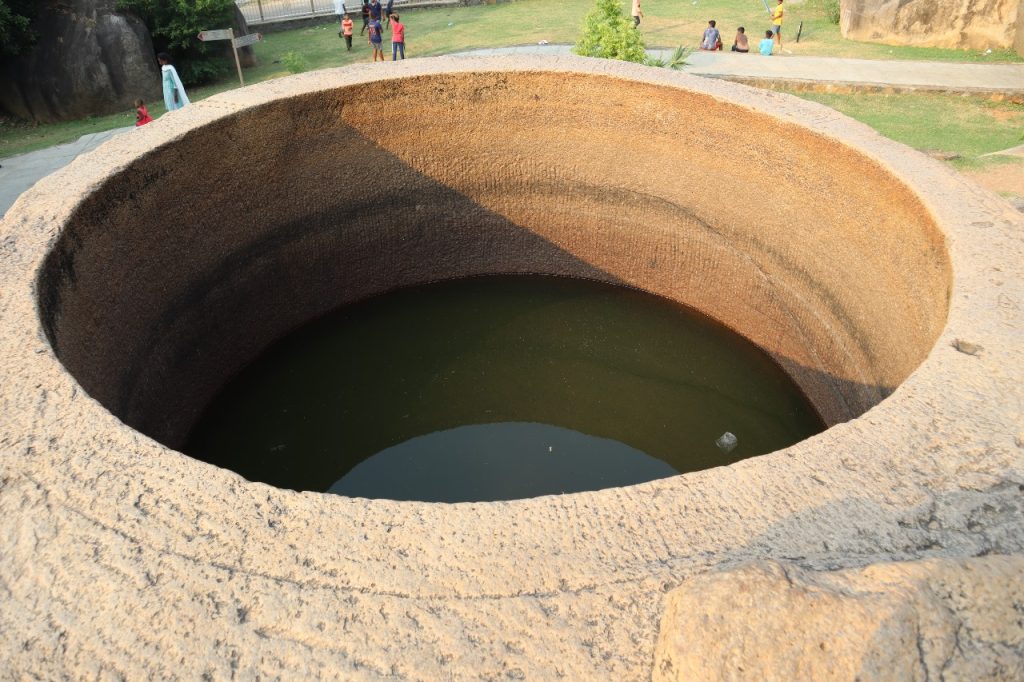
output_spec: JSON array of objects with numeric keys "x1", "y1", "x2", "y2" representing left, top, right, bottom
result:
[{"x1": 961, "y1": 158, "x2": 1024, "y2": 201}]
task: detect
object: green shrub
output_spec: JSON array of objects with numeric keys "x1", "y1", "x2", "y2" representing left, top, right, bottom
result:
[
  {"x1": 116, "y1": 0, "x2": 238, "y2": 86},
  {"x1": 281, "y1": 50, "x2": 309, "y2": 74},
  {"x1": 646, "y1": 45, "x2": 690, "y2": 69},
  {"x1": 0, "y1": 0, "x2": 38, "y2": 56},
  {"x1": 573, "y1": 0, "x2": 646, "y2": 64},
  {"x1": 823, "y1": 0, "x2": 841, "y2": 25}
]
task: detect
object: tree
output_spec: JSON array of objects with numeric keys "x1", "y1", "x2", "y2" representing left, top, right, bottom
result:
[
  {"x1": 0, "y1": 0, "x2": 38, "y2": 56},
  {"x1": 573, "y1": 0, "x2": 646, "y2": 64},
  {"x1": 116, "y1": 0, "x2": 237, "y2": 85}
]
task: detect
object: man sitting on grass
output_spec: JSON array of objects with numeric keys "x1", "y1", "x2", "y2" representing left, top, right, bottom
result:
[
  {"x1": 701, "y1": 20, "x2": 722, "y2": 51},
  {"x1": 731, "y1": 26, "x2": 749, "y2": 53}
]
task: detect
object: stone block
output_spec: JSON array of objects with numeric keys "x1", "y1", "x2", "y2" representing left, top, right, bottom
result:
[
  {"x1": 0, "y1": 0, "x2": 161, "y2": 122},
  {"x1": 655, "y1": 557, "x2": 1024, "y2": 680},
  {"x1": 841, "y1": 0, "x2": 1022, "y2": 52}
]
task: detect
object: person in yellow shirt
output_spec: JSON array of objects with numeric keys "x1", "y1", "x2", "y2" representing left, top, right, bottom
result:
[{"x1": 770, "y1": 0, "x2": 784, "y2": 49}]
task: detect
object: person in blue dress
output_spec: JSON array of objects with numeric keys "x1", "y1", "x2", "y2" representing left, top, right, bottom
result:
[{"x1": 158, "y1": 53, "x2": 190, "y2": 112}]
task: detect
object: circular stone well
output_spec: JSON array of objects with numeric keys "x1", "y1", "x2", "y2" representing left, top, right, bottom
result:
[
  {"x1": 2, "y1": 57, "x2": 1022, "y2": 679},
  {"x1": 38, "y1": 63, "x2": 950, "y2": 448}
]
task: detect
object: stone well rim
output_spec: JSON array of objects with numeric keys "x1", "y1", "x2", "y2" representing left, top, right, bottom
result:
[{"x1": 2, "y1": 56, "x2": 1021, "y2": 601}]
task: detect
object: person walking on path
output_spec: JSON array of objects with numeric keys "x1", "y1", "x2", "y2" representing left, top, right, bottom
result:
[
  {"x1": 390, "y1": 13, "x2": 405, "y2": 60},
  {"x1": 770, "y1": 0, "x2": 784, "y2": 50},
  {"x1": 158, "y1": 53, "x2": 189, "y2": 112},
  {"x1": 631, "y1": 0, "x2": 643, "y2": 28},
  {"x1": 759, "y1": 29, "x2": 774, "y2": 55},
  {"x1": 732, "y1": 26, "x2": 749, "y2": 52},
  {"x1": 367, "y1": 15, "x2": 384, "y2": 61},
  {"x1": 341, "y1": 14, "x2": 354, "y2": 50}
]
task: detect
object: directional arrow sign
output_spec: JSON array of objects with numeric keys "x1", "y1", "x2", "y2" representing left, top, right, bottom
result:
[
  {"x1": 232, "y1": 33, "x2": 263, "y2": 48},
  {"x1": 197, "y1": 29, "x2": 233, "y2": 41}
]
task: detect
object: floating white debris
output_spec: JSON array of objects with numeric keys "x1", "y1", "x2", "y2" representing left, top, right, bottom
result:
[{"x1": 715, "y1": 432, "x2": 738, "y2": 453}]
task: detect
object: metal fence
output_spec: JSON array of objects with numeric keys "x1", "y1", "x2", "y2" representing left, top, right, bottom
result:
[
  {"x1": 236, "y1": 0, "x2": 339, "y2": 24},
  {"x1": 237, "y1": 0, "x2": 415, "y2": 24}
]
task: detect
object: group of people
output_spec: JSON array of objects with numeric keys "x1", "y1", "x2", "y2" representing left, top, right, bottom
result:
[
  {"x1": 700, "y1": 0, "x2": 785, "y2": 55},
  {"x1": 633, "y1": 0, "x2": 785, "y2": 55},
  {"x1": 134, "y1": 52, "x2": 190, "y2": 128},
  {"x1": 135, "y1": 0, "x2": 407, "y2": 127},
  {"x1": 338, "y1": 0, "x2": 407, "y2": 62},
  {"x1": 136, "y1": 0, "x2": 789, "y2": 129}
]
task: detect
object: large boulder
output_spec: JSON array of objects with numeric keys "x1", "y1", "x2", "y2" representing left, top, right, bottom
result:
[
  {"x1": 840, "y1": 0, "x2": 1022, "y2": 51},
  {"x1": 0, "y1": 0, "x2": 161, "y2": 123},
  {"x1": 655, "y1": 556, "x2": 1024, "y2": 681}
]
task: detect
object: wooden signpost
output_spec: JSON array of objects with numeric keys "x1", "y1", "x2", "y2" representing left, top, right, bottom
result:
[{"x1": 198, "y1": 28, "x2": 263, "y2": 87}]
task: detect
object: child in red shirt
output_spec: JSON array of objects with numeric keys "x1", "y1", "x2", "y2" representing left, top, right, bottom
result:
[
  {"x1": 134, "y1": 99, "x2": 153, "y2": 126},
  {"x1": 341, "y1": 14, "x2": 354, "y2": 51},
  {"x1": 390, "y1": 13, "x2": 405, "y2": 60}
]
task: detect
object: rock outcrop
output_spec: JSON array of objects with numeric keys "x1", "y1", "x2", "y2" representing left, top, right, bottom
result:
[
  {"x1": 655, "y1": 557, "x2": 1024, "y2": 681},
  {"x1": 0, "y1": 0, "x2": 160, "y2": 123},
  {"x1": 841, "y1": 0, "x2": 1022, "y2": 52}
]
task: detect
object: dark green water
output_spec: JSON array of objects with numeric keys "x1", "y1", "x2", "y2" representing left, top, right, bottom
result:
[{"x1": 185, "y1": 275, "x2": 824, "y2": 502}]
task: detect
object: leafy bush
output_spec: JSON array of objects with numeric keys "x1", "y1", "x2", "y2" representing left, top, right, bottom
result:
[
  {"x1": 281, "y1": 51, "x2": 309, "y2": 74},
  {"x1": 116, "y1": 0, "x2": 238, "y2": 86},
  {"x1": 573, "y1": 0, "x2": 646, "y2": 64},
  {"x1": 824, "y1": 0, "x2": 841, "y2": 25},
  {"x1": 0, "y1": 0, "x2": 38, "y2": 56},
  {"x1": 646, "y1": 46, "x2": 690, "y2": 69}
]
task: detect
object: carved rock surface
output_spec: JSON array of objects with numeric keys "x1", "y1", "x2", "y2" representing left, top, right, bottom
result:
[
  {"x1": 841, "y1": 0, "x2": 1021, "y2": 51},
  {"x1": 0, "y1": 0, "x2": 160, "y2": 122},
  {"x1": 1, "y1": 57, "x2": 1022, "y2": 679},
  {"x1": 655, "y1": 557, "x2": 1024, "y2": 681}
]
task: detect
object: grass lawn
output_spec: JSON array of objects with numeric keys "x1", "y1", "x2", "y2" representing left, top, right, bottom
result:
[
  {"x1": 1, "y1": 0, "x2": 1020, "y2": 159},
  {"x1": 779, "y1": 90, "x2": 1024, "y2": 167}
]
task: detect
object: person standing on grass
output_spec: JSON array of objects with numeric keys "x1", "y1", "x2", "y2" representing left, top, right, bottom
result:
[
  {"x1": 383, "y1": 0, "x2": 394, "y2": 27},
  {"x1": 369, "y1": 0, "x2": 382, "y2": 26},
  {"x1": 770, "y1": 0, "x2": 784, "y2": 50},
  {"x1": 341, "y1": 13, "x2": 354, "y2": 51},
  {"x1": 158, "y1": 53, "x2": 189, "y2": 112},
  {"x1": 732, "y1": 26, "x2": 749, "y2": 52},
  {"x1": 390, "y1": 13, "x2": 405, "y2": 60},
  {"x1": 759, "y1": 29, "x2": 774, "y2": 55},
  {"x1": 367, "y1": 14, "x2": 384, "y2": 61},
  {"x1": 631, "y1": 0, "x2": 643, "y2": 28},
  {"x1": 360, "y1": 0, "x2": 370, "y2": 35}
]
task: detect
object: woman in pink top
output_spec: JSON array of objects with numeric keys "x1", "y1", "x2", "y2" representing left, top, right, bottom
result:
[{"x1": 390, "y1": 13, "x2": 405, "y2": 60}]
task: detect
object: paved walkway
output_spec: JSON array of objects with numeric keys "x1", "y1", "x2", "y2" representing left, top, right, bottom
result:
[
  {"x1": 0, "y1": 126, "x2": 132, "y2": 218},
  {"x1": 984, "y1": 143, "x2": 1024, "y2": 158},
  {"x1": 3, "y1": 48, "x2": 1023, "y2": 217},
  {"x1": 453, "y1": 45, "x2": 1024, "y2": 95}
]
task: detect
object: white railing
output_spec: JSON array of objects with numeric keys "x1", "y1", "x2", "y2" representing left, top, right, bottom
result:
[{"x1": 237, "y1": 0, "x2": 416, "y2": 24}]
